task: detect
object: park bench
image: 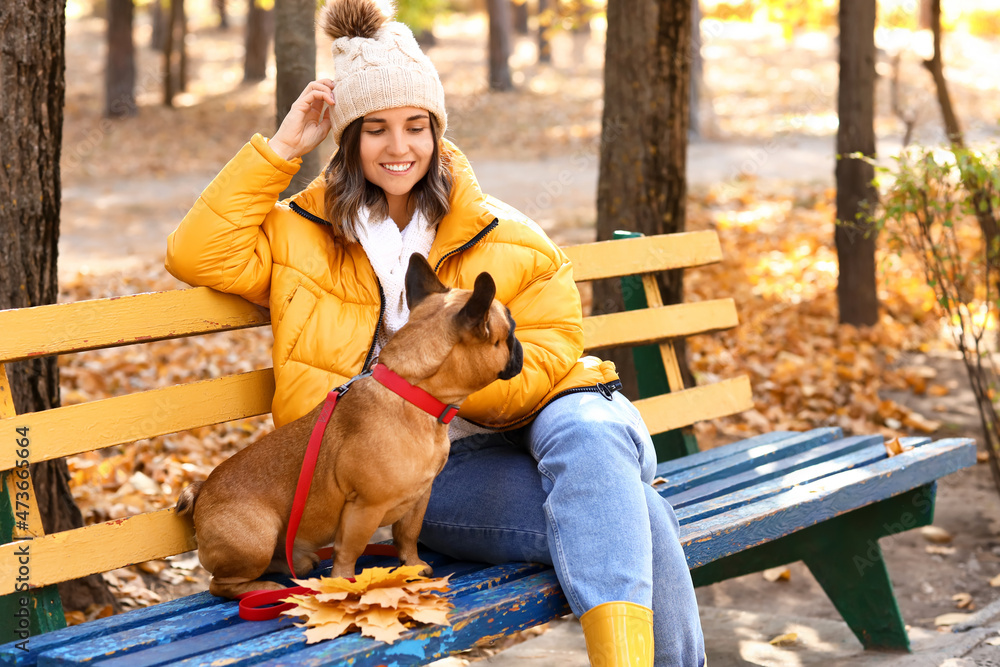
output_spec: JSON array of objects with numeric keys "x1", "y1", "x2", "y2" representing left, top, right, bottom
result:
[{"x1": 0, "y1": 227, "x2": 977, "y2": 666}]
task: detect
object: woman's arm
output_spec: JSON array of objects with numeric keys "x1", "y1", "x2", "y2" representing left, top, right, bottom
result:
[
  {"x1": 165, "y1": 135, "x2": 300, "y2": 307},
  {"x1": 165, "y1": 80, "x2": 336, "y2": 306}
]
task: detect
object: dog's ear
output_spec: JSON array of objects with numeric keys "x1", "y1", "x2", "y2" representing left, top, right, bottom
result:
[
  {"x1": 405, "y1": 254, "x2": 448, "y2": 310},
  {"x1": 456, "y1": 272, "x2": 497, "y2": 338}
]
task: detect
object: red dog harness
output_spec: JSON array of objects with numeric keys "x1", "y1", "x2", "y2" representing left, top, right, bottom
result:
[{"x1": 237, "y1": 363, "x2": 460, "y2": 621}]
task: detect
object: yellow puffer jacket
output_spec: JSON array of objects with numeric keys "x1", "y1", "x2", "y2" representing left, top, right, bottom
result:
[{"x1": 166, "y1": 134, "x2": 619, "y2": 429}]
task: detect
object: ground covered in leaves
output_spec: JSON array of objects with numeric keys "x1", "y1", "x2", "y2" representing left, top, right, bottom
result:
[{"x1": 53, "y1": 0, "x2": 1000, "y2": 658}]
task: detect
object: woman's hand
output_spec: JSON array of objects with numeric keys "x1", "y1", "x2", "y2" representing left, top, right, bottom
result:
[{"x1": 269, "y1": 79, "x2": 336, "y2": 161}]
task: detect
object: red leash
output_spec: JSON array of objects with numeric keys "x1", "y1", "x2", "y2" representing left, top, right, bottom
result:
[{"x1": 237, "y1": 364, "x2": 459, "y2": 621}]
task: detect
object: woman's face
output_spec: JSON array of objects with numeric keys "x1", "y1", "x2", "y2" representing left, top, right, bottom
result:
[{"x1": 359, "y1": 106, "x2": 434, "y2": 202}]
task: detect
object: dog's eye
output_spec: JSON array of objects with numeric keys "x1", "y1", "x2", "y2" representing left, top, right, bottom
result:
[{"x1": 494, "y1": 340, "x2": 500, "y2": 347}]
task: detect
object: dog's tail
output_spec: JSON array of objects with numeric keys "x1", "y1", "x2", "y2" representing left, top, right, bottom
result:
[{"x1": 175, "y1": 481, "x2": 203, "y2": 518}]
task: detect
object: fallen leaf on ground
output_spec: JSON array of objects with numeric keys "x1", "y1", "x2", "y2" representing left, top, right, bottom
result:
[
  {"x1": 952, "y1": 592, "x2": 973, "y2": 609},
  {"x1": 762, "y1": 566, "x2": 791, "y2": 582},
  {"x1": 925, "y1": 545, "x2": 957, "y2": 555},
  {"x1": 990, "y1": 573, "x2": 1000, "y2": 587},
  {"x1": 768, "y1": 632, "x2": 797, "y2": 646},
  {"x1": 934, "y1": 612, "x2": 973, "y2": 627},
  {"x1": 977, "y1": 451, "x2": 990, "y2": 463},
  {"x1": 921, "y1": 526, "x2": 953, "y2": 544},
  {"x1": 282, "y1": 565, "x2": 453, "y2": 644}
]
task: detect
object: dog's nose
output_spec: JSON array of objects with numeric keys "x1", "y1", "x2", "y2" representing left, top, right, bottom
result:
[{"x1": 498, "y1": 339, "x2": 523, "y2": 380}]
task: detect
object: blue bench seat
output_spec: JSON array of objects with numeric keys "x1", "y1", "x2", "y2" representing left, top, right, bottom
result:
[{"x1": 1, "y1": 427, "x2": 975, "y2": 666}]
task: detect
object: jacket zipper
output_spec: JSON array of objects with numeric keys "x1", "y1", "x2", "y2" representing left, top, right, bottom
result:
[
  {"x1": 362, "y1": 281, "x2": 386, "y2": 371},
  {"x1": 434, "y1": 218, "x2": 499, "y2": 272},
  {"x1": 289, "y1": 201, "x2": 331, "y2": 226},
  {"x1": 461, "y1": 380, "x2": 624, "y2": 432}
]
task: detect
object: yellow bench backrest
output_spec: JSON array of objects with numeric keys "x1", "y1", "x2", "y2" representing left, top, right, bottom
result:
[{"x1": 0, "y1": 231, "x2": 751, "y2": 595}]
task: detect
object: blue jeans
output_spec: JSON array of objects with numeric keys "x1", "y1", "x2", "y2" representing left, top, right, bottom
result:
[{"x1": 419, "y1": 391, "x2": 706, "y2": 667}]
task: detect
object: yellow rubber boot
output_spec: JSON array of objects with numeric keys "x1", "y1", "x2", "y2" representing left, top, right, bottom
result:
[{"x1": 579, "y1": 601, "x2": 654, "y2": 667}]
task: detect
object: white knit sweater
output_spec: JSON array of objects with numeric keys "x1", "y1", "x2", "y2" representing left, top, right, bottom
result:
[{"x1": 355, "y1": 206, "x2": 491, "y2": 443}]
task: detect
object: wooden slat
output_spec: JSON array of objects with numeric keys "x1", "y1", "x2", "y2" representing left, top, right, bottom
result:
[
  {"x1": 0, "y1": 365, "x2": 44, "y2": 540},
  {"x1": 663, "y1": 434, "x2": 885, "y2": 509},
  {"x1": 653, "y1": 428, "x2": 842, "y2": 496},
  {"x1": 0, "y1": 287, "x2": 269, "y2": 364},
  {"x1": 582, "y1": 299, "x2": 739, "y2": 351},
  {"x1": 655, "y1": 430, "x2": 801, "y2": 476},
  {"x1": 641, "y1": 274, "x2": 686, "y2": 392},
  {"x1": 0, "y1": 370, "x2": 275, "y2": 471},
  {"x1": 49, "y1": 562, "x2": 543, "y2": 667},
  {"x1": 262, "y1": 572, "x2": 569, "y2": 666},
  {"x1": 674, "y1": 437, "x2": 931, "y2": 526},
  {"x1": 679, "y1": 438, "x2": 977, "y2": 567},
  {"x1": 0, "y1": 509, "x2": 195, "y2": 595},
  {"x1": 634, "y1": 375, "x2": 753, "y2": 435},
  {"x1": 565, "y1": 231, "x2": 723, "y2": 282}
]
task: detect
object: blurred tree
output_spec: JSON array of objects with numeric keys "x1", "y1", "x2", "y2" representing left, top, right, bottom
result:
[
  {"x1": 276, "y1": 0, "x2": 318, "y2": 196},
  {"x1": 513, "y1": 0, "x2": 529, "y2": 35},
  {"x1": 594, "y1": 0, "x2": 693, "y2": 393},
  {"x1": 922, "y1": 0, "x2": 1000, "y2": 291},
  {"x1": 487, "y1": 0, "x2": 514, "y2": 90},
  {"x1": 216, "y1": 0, "x2": 229, "y2": 29},
  {"x1": 835, "y1": 0, "x2": 879, "y2": 326},
  {"x1": 0, "y1": 0, "x2": 120, "y2": 620},
  {"x1": 163, "y1": 0, "x2": 189, "y2": 106},
  {"x1": 151, "y1": 0, "x2": 166, "y2": 50},
  {"x1": 689, "y1": 0, "x2": 703, "y2": 139},
  {"x1": 537, "y1": 0, "x2": 552, "y2": 63},
  {"x1": 244, "y1": 0, "x2": 275, "y2": 83},
  {"x1": 106, "y1": 0, "x2": 137, "y2": 118}
]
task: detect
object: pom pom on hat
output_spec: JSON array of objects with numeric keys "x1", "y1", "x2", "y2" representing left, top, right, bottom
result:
[
  {"x1": 319, "y1": 0, "x2": 391, "y2": 40},
  {"x1": 320, "y1": 0, "x2": 447, "y2": 144}
]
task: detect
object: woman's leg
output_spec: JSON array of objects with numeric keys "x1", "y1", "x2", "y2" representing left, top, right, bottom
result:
[
  {"x1": 420, "y1": 392, "x2": 705, "y2": 666},
  {"x1": 527, "y1": 391, "x2": 705, "y2": 666},
  {"x1": 420, "y1": 429, "x2": 552, "y2": 565}
]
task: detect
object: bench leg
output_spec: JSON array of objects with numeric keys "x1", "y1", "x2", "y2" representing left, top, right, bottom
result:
[
  {"x1": 689, "y1": 484, "x2": 936, "y2": 652},
  {"x1": 802, "y1": 536, "x2": 909, "y2": 651},
  {"x1": 1, "y1": 471, "x2": 67, "y2": 643}
]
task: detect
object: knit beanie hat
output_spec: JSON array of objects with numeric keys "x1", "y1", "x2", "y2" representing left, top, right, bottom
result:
[{"x1": 320, "y1": 0, "x2": 447, "y2": 145}]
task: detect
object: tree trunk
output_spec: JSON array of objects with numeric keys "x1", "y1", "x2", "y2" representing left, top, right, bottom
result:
[
  {"x1": 275, "y1": 0, "x2": 318, "y2": 196},
  {"x1": 105, "y1": 0, "x2": 137, "y2": 118},
  {"x1": 689, "y1": 0, "x2": 703, "y2": 139},
  {"x1": 513, "y1": 0, "x2": 529, "y2": 35},
  {"x1": 244, "y1": 0, "x2": 274, "y2": 83},
  {"x1": 594, "y1": 0, "x2": 693, "y2": 396},
  {"x1": 163, "y1": 0, "x2": 186, "y2": 106},
  {"x1": 163, "y1": 0, "x2": 176, "y2": 105},
  {"x1": 150, "y1": 0, "x2": 166, "y2": 51},
  {"x1": 537, "y1": 0, "x2": 551, "y2": 63},
  {"x1": 0, "y1": 0, "x2": 119, "y2": 615},
  {"x1": 922, "y1": 0, "x2": 1000, "y2": 317},
  {"x1": 835, "y1": 0, "x2": 879, "y2": 327},
  {"x1": 216, "y1": 0, "x2": 229, "y2": 29},
  {"x1": 486, "y1": 0, "x2": 514, "y2": 91},
  {"x1": 178, "y1": 0, "x2": 188, "y2": 92}
]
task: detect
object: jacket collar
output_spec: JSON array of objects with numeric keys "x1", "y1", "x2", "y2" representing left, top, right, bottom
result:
[{"x1": 287, "y1": 140, "x2": 496, "y2": 270}]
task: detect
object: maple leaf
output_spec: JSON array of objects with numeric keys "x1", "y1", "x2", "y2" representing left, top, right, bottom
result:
[{"x1": 281, "y1": 565, "x2": 454, "y2": 645}]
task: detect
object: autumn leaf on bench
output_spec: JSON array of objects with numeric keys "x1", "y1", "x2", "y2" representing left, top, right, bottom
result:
[{"x1": 281, "y1": 565, "x2": 454, "y2": 644}]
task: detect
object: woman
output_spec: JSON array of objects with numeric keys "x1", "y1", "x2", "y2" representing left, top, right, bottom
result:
[{"x1": 165, "y1": 0, "x2": 705, "y2": 664}]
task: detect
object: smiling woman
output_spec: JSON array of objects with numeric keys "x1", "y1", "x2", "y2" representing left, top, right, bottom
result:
[{"x1": 163, "y1": 0, "x2": 706, "y2": 663}]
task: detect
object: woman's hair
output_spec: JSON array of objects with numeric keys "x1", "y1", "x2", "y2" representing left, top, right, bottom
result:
[{"x1": 323, "y1": 114, "x2": 453, "y2": 243}]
